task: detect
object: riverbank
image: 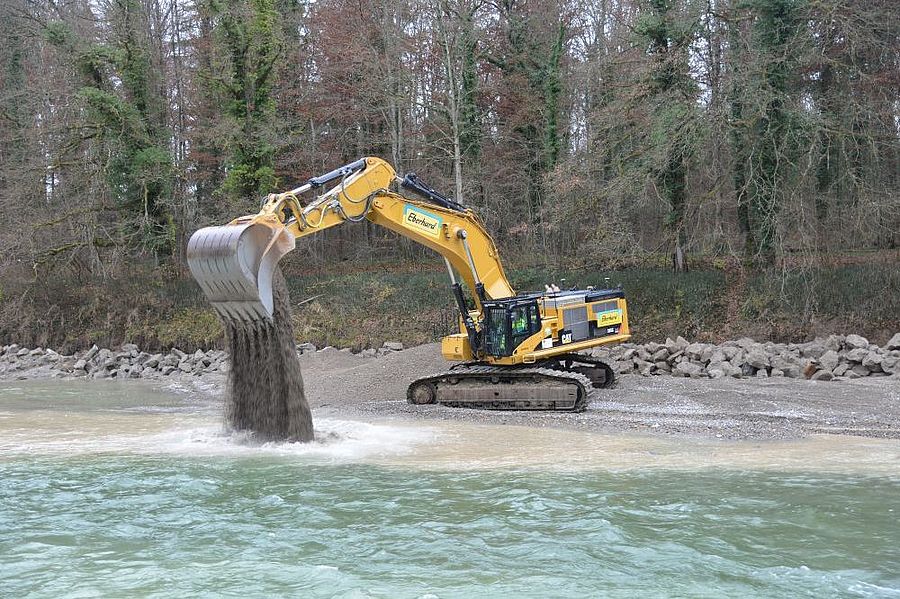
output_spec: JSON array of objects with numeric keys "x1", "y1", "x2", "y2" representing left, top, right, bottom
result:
[
  {"x1": 2, "y1": 336, "x2": 898, "y2": 441},
  {"x1": 3, "y1": 259, "x2": 899, "y2": 354}
]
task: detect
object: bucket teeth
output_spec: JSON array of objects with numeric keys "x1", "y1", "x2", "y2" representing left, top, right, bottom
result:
[{"x1": 186, "y1": 222, "x2": 295, "y2": 323}]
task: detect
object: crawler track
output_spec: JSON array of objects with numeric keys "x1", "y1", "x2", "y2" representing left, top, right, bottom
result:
[{"x1": 407, "y1": 363, "x2": 601, "y2": 412}]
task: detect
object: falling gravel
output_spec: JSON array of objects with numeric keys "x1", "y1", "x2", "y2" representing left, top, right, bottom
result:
[{"x1": 225, "y1": 269, "x2": 314, "y2": 442}]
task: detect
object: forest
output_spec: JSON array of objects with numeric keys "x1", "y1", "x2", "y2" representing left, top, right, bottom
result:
[{"x1": 0, "y1": 0, "x2": 897, "y2": 350}]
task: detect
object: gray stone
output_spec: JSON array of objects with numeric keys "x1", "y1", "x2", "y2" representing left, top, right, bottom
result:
[
  {"x1": 850, "y1": 364, "x2": 869, "y2": 377},
  {"x1": 144, "y1": 354, "x2": 162, "y2": 369},
  {"x1": 684, "y1": 343, "x2": 707, "y2": 360},
  {"x1": 73, "y1": 359, "x2": 87, "y2": 371},
  {"x1": 800, "y1": 341, "x2": 826, "y2": 360},
  {"x1": 862, "y1": 351, "x2": 884, "y2": 372},
  {"x1": 360, "y1": 348, "x2": 377, "y2": 358},
  {"x1": 741, "y1": 363, "x2": 757, "y2": 377},
  {"x1": 844, "y1": 348, "x2": 868, "y2": 363},
  {"x1": 818, "y1": 350, "x2": 840, "y2": 372},
  {"x1": 382, "y1": 341, "x2": 404, "y2": 351},
  {"x1": 614, "y1": 361, "x2": 633, "y2": 374},
  {"x1": 886, "y1": 333, "x2": 900, "y2": 351},
  {"x1": 178, "y1": 360, "x2": 193, "y2": 372},
  {"x1": 755, "y1": 368, "x2": 769, "y2": 379},
  {"x1": 722, "y1": 346, "x2": 741, "y2": 361},
  {"x1": 649, "y1": 348, "x2": 669, "y2": 362},
  {"x1": 673, "y1": 361, "x2": 703, "y2": 378},
  {"x1": 654, "y1": 361, "x2": 671, "y2": 373},
  {"x1": 810, "y1": 369, "x2": 834, "y2": 381},
  {"x1": 881, "y1": 356, "x2": 898, "y2": 375},
  {"x1": 84, "y1": 345, "x2": 100, "y2": 361},
  {"x1": 770, "y1": 368, "x2": 785, "y2": 377},
  {"x1": 161, "y1": 365, "x2": 176, "y2": 376},
  {"x1": 746, "y1": 347, "x2": 770, "y2": 370},
  {"x1": 16, "y1": 348, "x2": 29, "y2": 357},
  {"x1": 171, "y1": 348, "x2": 187, "y2": 360},
  {"x1": 824, "y1": 335, "x2": 843, "y2": 352},
  {"x1": 782, "y1": 366, "x2": 801, "y2": 379},
  {"x1": 832, "y1": 363, "x2": 849, "y2": 377},
  {"x1": 845, "y1": 334, "x2": 869, "y2": 349},
  {"x1": 665, "y1": 336, "x2": 689, "y2": 353}
]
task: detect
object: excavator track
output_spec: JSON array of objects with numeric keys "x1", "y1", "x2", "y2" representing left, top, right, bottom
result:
[{"x1": 407, "y1": 364, "x2": 598, "y2": 412}]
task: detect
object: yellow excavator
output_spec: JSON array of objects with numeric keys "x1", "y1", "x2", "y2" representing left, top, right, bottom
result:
[{"x1": 187, "y1": 157, "x2": 631, "y2": 412}]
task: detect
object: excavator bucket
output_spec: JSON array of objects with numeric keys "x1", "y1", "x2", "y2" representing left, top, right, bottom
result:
[{"x1": 186, "y1": 221, "x2": 295, "y2": 323}]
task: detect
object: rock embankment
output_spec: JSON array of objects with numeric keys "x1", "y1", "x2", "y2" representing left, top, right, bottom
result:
[
  {"x1": 591, "y1": 333, "x2": 900, "y2": 381},
  {"x1": 0, "y1": 341, "x2": 406, "y2": 381},
  {"x1": 1, "y1": 334, "x2": 898, "y2": 383}
]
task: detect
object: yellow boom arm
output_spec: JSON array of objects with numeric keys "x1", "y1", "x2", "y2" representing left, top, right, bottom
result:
[{"x1": 187, "y1": 157, "x2": 513, "y2": 325}]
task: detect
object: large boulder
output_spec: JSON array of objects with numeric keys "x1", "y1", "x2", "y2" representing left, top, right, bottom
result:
[
  {"x1": 84, "y1": 344, "x2": 100, "y2": 361},
  {"x1": 824, "y1": 335, "x2": 843, "y2": 352},
  {"x1": 673, "y1": 361, "x2": 704, "y2": 378},
  {"x1": 886, "y1": 333, "x2": 900, "y2": 351},
  {"x1": 745, "y1": 347, "x2": 770, "y2": 370},
  {"x1": 818, "y1": 350, "x2": 840, "y2": 372},
  {"x1": 665, "y1": 336, "x2": 689, "y2": 353},
  {"x1": 845, "y1": 334, "x2": 869, "y2": 349},
  {"x1": 684, "y1": 343, "x2": 708, "y2": 361},
  {"x1": 881, "y1": 356, "x2": 898, "y2": 375},
  {"x1": 862, "y1": 351, "x2": 883, "y2": 372},
  {"x1": 650, "y1": 348, "x2": 669, "y2": 362},
  {"x1": 800, "y1": 340, "x2": 827, "y2": 360},
  {"x1": 810, "y1": 369, "x2": 834, "y2": 382},
  {"x1": 844, "y1": 347, "x2": 869, "y2": 363}
]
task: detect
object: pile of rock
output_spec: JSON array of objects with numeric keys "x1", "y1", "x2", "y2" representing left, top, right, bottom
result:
[
  {"x1": 2, "y1": 335, "x2": 896, "y2": 383},
  {"x1": 0, "y1": 340, "x2": 409, "y2": 380},
  {"x1": 0, "y1": 343, "x2": 229, "y2": 380},
  {"x1": 590, "y1": 333, "x2": 900, "y2": 381}
]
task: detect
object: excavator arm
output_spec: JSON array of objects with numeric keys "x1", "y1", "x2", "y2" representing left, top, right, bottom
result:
[{"x1": 187, "y1": 157, "x2": 513, "y2": 352}]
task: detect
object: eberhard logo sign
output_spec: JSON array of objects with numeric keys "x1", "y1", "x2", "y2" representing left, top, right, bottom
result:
[{"x1": 402, "y1": 204, "x2": 442, "y2": 238}]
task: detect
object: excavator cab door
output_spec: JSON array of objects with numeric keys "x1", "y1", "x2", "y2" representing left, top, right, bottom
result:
[{"x1": 482, "y1": 299, "x2": 541, "y2": 357}]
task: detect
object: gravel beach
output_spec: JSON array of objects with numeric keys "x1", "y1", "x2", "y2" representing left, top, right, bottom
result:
[{"x1": 3, "y1": 341, "x2": 898, "y2": 441}]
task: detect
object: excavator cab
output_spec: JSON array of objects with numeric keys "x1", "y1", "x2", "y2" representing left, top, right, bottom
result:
[{"x1": 482, "y1": 298, "x2": 542, "y2": 357}]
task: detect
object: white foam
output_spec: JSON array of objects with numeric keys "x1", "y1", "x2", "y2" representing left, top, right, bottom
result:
[
  {"x1": 0, "y1": 417, "x2": 438, "y2": 463},
  {"x1": 146, "y1": 419, "x2": 438, "y2": 461}
]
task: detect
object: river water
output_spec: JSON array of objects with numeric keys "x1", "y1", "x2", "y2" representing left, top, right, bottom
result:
[{"x1": 1, "y1": 380, "x2": 898, "y2": 597}]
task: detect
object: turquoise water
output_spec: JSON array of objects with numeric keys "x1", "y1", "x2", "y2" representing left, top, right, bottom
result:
[{"x1": 1, "y1": 381, "x2": 899, "y2": 597}]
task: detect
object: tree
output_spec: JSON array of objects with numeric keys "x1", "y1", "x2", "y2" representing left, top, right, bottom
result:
[{"x1": 200, "y1": 0, "x2": 283, "y2": 205}]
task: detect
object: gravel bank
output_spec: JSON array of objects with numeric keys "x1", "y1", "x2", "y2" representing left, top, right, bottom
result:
[{"x1": 2, "y1": 338, "x2": 898, "y2": 441}]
